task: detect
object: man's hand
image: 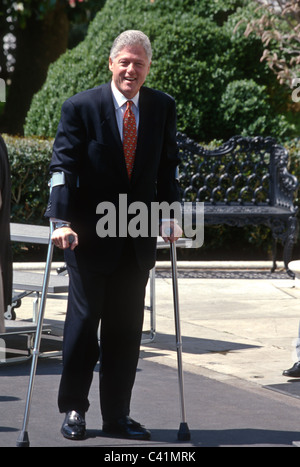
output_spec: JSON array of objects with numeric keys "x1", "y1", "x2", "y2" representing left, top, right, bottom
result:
[
  {"x1": 160, "y1": 219, "x2": 182, "y2": 243},
  {"x1": 51, "y1": 227, "x2": 78, "y2": 251}
]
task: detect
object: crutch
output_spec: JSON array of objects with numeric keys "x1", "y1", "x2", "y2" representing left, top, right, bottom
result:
[
  {"x1": 16, "y1": 222, "x2": 55, "y2": 447},
  {"x1": 169, "y1": 240, "x2": 191, "y2": 441},
  {"x1": 16, "y1": 222, "x2": 73, "y2": 447}
]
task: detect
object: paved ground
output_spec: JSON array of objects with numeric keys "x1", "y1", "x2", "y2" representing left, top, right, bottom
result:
[{"x1": 2, "y1": 260, "x2": 300, "y2": 449}]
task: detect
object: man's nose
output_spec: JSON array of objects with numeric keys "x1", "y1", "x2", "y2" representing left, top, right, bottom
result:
[{"x1": 127, "y1": 63, "x2": 135, "y2": 74}]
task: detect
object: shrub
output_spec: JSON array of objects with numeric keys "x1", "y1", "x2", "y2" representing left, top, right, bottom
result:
[
  {"x1": 24, "y1": 0, "x2": 295, "y2": 141},
  {"x1": 219, "y1": 79, "x2": 291, "y2": 139},
  {"x1": 3, "y1": 134, "x2": 53, "y2": 224}
]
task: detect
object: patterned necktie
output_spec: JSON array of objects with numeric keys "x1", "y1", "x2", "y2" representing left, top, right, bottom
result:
[{"x1": 123, "y1": 100, "x2": 137, "y2": 180}]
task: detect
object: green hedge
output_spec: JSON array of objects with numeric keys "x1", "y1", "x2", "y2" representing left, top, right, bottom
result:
[
  {"x1": 24, "y1": 0, "x2": 296, "y2": 142},
  {"x1": 4, "y1": 134, "x2": 53, "y2": 225}
]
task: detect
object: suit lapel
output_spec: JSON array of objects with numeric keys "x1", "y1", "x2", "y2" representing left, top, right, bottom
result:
[
  {"x1": 100, "y1": 83, "x2": 122, "y2": 152},
  {"x1": 99, "y1": 83, "x2": 129, "y2": 183}
]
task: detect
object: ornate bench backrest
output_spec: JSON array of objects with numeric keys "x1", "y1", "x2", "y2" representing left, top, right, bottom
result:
[{"x1": 177, "y1": 133, "x2": 298, "y2": 210}]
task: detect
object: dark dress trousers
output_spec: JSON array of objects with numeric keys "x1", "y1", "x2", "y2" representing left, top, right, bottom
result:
[{"x1": 45, "y1": 82, "x2": 180, "y2": 420}]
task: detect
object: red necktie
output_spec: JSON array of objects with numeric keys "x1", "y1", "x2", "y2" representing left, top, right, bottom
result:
[{"x1": 123, "y1": 100, "x2": 137, "y2": 179}]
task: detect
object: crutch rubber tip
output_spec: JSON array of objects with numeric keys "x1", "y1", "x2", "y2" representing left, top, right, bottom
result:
[
  {"x1": 16, "y1": 431, "x2": 30, "y2": 447},
  {"x1": 177, "y1": 422, "x2": 191, "y2": 441}
]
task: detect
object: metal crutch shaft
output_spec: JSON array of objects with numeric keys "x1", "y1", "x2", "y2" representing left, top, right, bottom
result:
[
  {"x1": 16, "y1": 223, "x2": 56, "y2": 447},
  {"x1": 170, "y1": 241, "x2": 191, "y2": 441}
]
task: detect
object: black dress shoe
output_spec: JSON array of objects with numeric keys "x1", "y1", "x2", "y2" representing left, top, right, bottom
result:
[
  {"x1": 102, "y1": 416, "x2": 151, "y2": 440},
  {"x1": 283, "y1": 362, "x2": 300, "y2": 377},
  {"x1": 61, "y1": 410, "x2": 86, "y2": 440}
]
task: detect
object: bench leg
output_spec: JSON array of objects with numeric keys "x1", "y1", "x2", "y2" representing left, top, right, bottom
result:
[
  {"x1": 271, "y1": 237, "x2": 277, "y2": 273},
  {"x1": 283, "y1": 216, "x2": 298, "y2": 279},
  {"x1": 141, "y1": 266, "x2": 156, "y2": 344},
  {"x1": 32, "y1": 292, "x2": 40, "y2": 323}
]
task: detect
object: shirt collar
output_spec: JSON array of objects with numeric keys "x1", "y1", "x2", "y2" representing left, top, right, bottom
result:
[{"x1": 111, "y1": 80, "x2": 139, "y2": 110}]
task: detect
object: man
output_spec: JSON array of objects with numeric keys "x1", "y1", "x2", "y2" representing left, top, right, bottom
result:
[
  {"x1": 0, "y1": 135, "x2": 12, "y2": 334},
  {"x1": 46, "y1": 30, "x2": 182, "y2": 441}
]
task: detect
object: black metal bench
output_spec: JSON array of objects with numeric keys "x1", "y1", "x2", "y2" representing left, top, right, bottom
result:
[{"x1": 177, "y1": 133, "x2": 299, "y2": 277}]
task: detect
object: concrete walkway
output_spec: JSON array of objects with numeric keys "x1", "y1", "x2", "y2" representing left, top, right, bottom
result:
[{"x1": 2, "y1": 260, "x2": 300, "y2": 448}]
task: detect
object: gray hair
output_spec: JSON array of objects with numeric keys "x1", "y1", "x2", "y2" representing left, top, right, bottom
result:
[{"x1": 110, "y1": 30, "x2": 152, "y2": 62}]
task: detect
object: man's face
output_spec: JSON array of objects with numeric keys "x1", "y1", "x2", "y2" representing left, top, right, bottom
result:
[{"x1": 109, "y1": 45, "x2": 151, "y2": 99}]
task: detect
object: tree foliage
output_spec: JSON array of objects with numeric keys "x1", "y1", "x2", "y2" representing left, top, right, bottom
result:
[
  {"x1": 0, "y1": 0, "x2": 104, "y2": 134},
  {"x1": 239, "y1": 0, "x2": 300, "y2": 87},
  {"x1": 24, "y1": 0, "x2": 296, "y2": 141},
  {"x1": 0, "y1": 0, "x2": 96, "y2": 82}
]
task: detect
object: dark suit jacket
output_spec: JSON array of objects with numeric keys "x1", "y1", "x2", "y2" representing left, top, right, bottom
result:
[{"x1": 46, "y1": 82, "x2": 180, "y2": 273}]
